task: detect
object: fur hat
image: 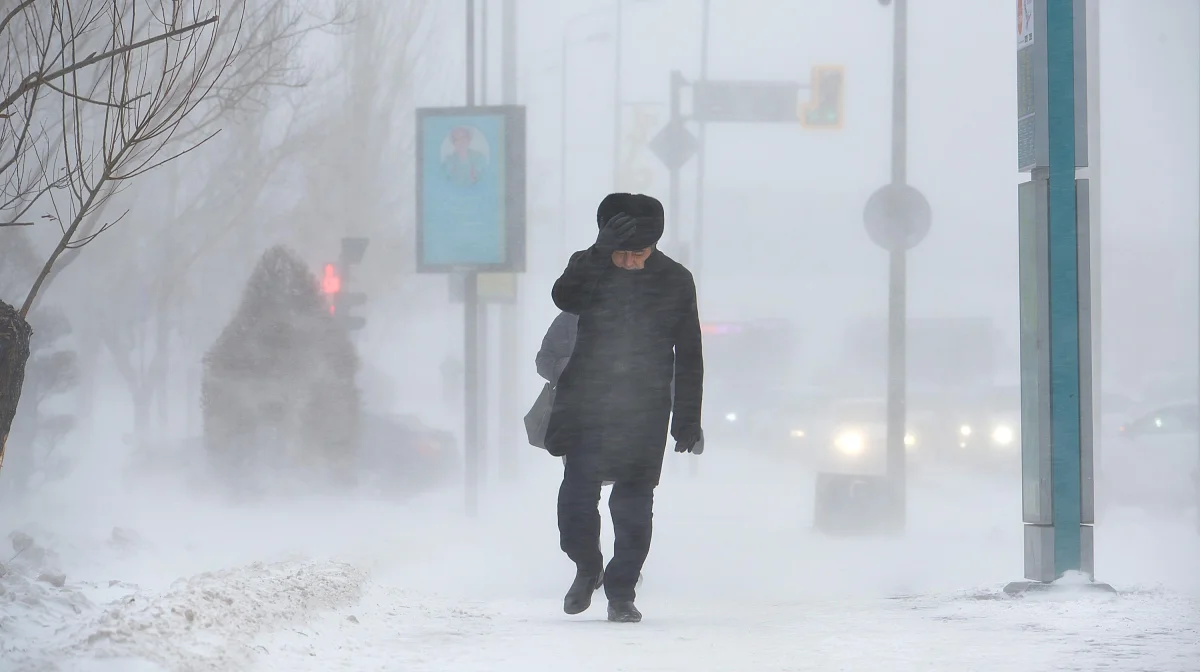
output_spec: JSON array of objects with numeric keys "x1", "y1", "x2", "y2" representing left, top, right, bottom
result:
[{"x1": 596, "y1": 193, "x2": 665, "y2": 251}]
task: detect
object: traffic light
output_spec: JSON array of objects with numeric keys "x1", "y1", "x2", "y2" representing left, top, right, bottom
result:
[
  {"x1": 321, "y1": 264, "x2": 342, "y2": 304},
  {"x1": 320, "y1": 237, "x2": 369, "y2": 331},
  {"x1": 801, "y1": 65, "x2": 844, "y2": 129}
]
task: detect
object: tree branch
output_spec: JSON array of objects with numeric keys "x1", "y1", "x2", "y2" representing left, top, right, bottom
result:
[{"x1": 0, "y1": 14, "x2": 220, "y2": 116}]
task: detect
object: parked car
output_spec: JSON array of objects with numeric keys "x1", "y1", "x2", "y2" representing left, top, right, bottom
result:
[
  {"x1": 358, "y1": 412, "x2": 460, "y2": 496},
  {"x1": 1103, "y1": 401, "x2": 1198, "y2": 514}
]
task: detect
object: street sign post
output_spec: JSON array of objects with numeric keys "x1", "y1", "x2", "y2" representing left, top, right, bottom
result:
[
  {"x1": 1005, "y1": 0, "x2": 1108, "y2": 594},
  {"x1": 418, "y1": 6, "x2": 527, "y2": 516},
  {"x1": 843, "y1": 0, "x2": 923, "y2": 533}
]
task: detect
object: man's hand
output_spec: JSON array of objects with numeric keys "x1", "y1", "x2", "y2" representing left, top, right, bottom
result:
[
  {"x1": 595, "y1": 213, "x2": 637, "y2": 253},
  {"x1": 674, "y1": 428, "x2": 704, "y2": 455}
]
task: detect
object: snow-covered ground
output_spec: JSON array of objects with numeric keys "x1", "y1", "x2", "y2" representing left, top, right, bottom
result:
[{"x1": 2, "y1": 445, "x2": 1198, "y2": 671}]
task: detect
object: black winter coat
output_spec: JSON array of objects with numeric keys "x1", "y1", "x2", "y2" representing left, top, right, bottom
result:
[{"x1": 544, "y1": 247, "x2": 703, "y2": 485}]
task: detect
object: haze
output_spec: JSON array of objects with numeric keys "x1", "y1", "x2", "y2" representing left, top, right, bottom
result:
[{"x1": 0, "y1": 1, "x2": 1198, "y2": 670}]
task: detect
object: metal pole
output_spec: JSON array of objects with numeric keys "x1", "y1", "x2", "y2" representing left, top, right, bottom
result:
[
  {"x1": 477, "y1": 0, "x2": 490, "y2": 493},
  {"x1": 499, "y1": 0, "x2": 520, "y2": 484},
  {"x1": 694, "y1": 0, "x2": 711, "y2": 284},
  {"x1": 688, "y1": 0, "x2": 711, "y2": 479},
  {"x1": 481, "y1": 0, "x2": 489, "y2": 104},
  {"x1": 884, "y1": 0, "x2": 909, "y2": 529},
  {"x1": 464, "y1": 0, "x2": 480, "y2": 518},
  {"x1": 613, "y1": 0, "x2": 623, "y2": 191},
  {"x1": 560, "y1": 34, "x2": 569, "y2": 255},
  {"x1": 502, "y1": 0, "x2": 517, "y2": 100},
  {"x1": 668, "y1": 71, "x2": 682, "y2": 247}
]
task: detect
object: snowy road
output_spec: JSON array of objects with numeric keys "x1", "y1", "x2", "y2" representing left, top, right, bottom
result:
[{"x1": 4, "y1": 450, "x2": 1199, "y2": 671}]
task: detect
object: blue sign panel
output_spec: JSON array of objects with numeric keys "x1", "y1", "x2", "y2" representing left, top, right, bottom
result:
[{"x1": 416, "y1": 106, "x2": 526, "y2": 273}]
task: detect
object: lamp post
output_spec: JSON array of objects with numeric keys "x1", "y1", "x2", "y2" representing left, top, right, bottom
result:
[
  {"x1": 613, "y1": 0, "x2": 624, "y2": 191},
  {"x1": 559, "y1": 19, "x2": 612, "y2": 252},
  {"x1": 558, "y1": 0, "x2": 655, "y2": 255}
]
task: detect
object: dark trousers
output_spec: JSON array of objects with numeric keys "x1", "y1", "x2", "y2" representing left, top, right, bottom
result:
[{"x1": 557, "y1": 462, "x2": 654, "y2": 602}]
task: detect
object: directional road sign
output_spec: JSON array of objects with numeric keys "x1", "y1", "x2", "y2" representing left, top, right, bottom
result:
[{"x1": 648, "y1": 118, "x2": 698, "y2": 172}]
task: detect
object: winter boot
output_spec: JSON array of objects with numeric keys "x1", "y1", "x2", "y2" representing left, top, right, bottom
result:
[
  {"x1": 607, "y1": 600, "x2": 642, "y2": 623},
  {"x1": 563, "y1": 568, "x2": 604, "y2": 615}
]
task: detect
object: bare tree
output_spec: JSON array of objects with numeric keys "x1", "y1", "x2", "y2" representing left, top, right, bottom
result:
[
  {"x1": 100, "y1": 108, "x2": 323, "y2": 442},
  {"x1": 0, "y1": 0, "x2": 233, "y2": 319},
  {"x1": 85, "y1": 2, "x2": 343, "y2": 445},
  {"x1": 0, "y1": 0, "x2": 229, "y2": 473},
  {"x1": 0, "y1": 0, "x2": 340, "y2": 475}
]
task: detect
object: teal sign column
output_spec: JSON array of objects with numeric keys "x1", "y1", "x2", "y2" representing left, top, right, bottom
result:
[{"x1": 1011, "y1": 0, "x2": 1100, "y2": 588}]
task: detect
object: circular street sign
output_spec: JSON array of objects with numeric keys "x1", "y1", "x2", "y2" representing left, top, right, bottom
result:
[{"x1": 862, "y1": 183, "x2": 932, "y2": 252}]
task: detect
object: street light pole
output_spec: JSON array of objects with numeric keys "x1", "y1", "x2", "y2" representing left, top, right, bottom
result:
[
  {"x1": 560, "y1": 21, "x2": 612, "y2": 256},
  {"x1": 560, "y1": 33, "x2": 569, "y2": 254},
  {"x1": 498, "y1": 0, "x2": 519, "y2": 484},
  {"x1": 693, "y1": 0, "x2": 711, "y2": 278},
  {"x1": 688, "y1": 0, "x2": 712, "y2": 479},
  {"x1": 463, "y1": 0, "x2": 480, "y2": 518},
  {"x1": 884, "y1": 0, "x2": 910, "y2": 528},
  {"x1": 613, "y1": 0, "x2": 624, "y2": 191}
]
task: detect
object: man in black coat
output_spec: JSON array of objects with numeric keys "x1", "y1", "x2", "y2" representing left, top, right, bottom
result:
[{"x1": 545, "y1": 192, "x2": 704, "y2": 623}]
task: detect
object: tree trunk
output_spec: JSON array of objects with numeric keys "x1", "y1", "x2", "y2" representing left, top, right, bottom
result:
[
  {"x1": 0, "y1": 300, "x2": 33, "y2": 476},
  {"x1": 132, "y1": 386, "x2": 152, "y2": 450},
  {"x1": 77, "y1": 335, "x2": 102, "y2": 438},
  {"x1": 153, "y1": 307, "x2": 171, "y2": 440}
]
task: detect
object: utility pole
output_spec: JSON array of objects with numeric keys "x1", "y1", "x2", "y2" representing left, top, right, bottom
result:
[
  {"x1": 884, "y1": 0, "x2": 910, "y2": 529},
  {"x1": 689, "y1": 0, "x2": 712, "y2": 478},
  {"x1": 481, "y1": 0, "x2": 489, "y2": 102},
  {"x1": 667, "y1": 71, "x2": 684, "y2": 248},
  {"x1": 499, "y1": 0, "x2": 520, "y2": 483},
  {"x1": 476, "y1": 0, "x2": 489, "y2": 493},
  {"x1": 693, "y1": 0, "x2": 711, "y2": 283},
  {"x1": 859, "y1": 0, "x2": 929, "y2": 533},
  {"x1": 463, "y1": 0, "x2": 480, "y2": 518},
  {"x1": 559, "y1": 31, "x2": 570, "y2": 255},
  {"x1": 613, "y1": 0, "x2": 624, "y2": 191}
]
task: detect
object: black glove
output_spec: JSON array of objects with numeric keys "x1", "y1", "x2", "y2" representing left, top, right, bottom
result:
[
  {"x1": 595, "y1": 213, "x2": 637, "y2": 253},
  {"x1": 674, "y1": 428, "x2": 704, "y2": 454}
]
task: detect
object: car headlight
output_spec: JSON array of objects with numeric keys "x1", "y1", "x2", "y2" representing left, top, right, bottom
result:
[
  {"x1": 790, "y1": 429, "x2": 806, "y2": 439},
  {"x1": 904, "y1": 433, "x2": 916, "y2": 450},
  {"x1": 835, "y1": 431, "x2": 865, "y2": 456},
  {"x1": 959, "y1": 424, "x2": 972, "y2": 437},
  {"x1": 725, "y1": 412, "x2": 738, "y2": 423},
  {"x1": 991, "y1": 425, "x2": 1015, "y2": 446}
]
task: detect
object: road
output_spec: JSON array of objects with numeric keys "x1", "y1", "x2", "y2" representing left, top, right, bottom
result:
[{"x1": 3, "y1": 448, "x2": 1198, "y2": 671}]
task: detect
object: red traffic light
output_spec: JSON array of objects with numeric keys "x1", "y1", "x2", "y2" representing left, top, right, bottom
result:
[{"x1": 321, "y1": 264, "x2": 341, "y2": 295}]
